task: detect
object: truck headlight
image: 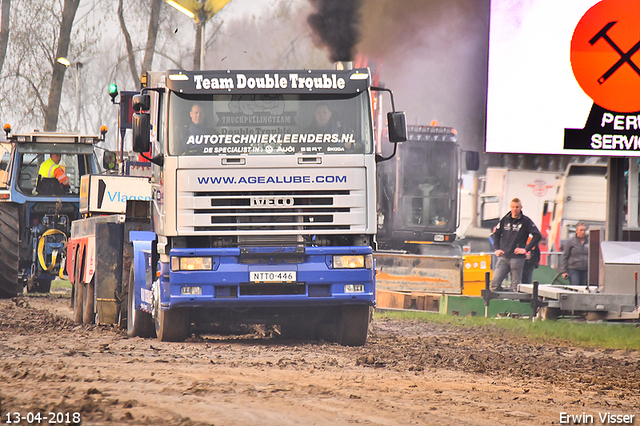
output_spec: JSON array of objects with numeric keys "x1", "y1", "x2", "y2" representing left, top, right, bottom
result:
[
  {"x1": 333, "y1": 254, "x2": 373, "y2": 269},
  {"x1": 171, "y1": 256, "x2": 213, "y2": 271}
]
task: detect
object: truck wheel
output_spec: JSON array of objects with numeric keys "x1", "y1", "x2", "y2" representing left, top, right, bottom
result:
[
  {"x1": 336, "y1": 305, "x2": 371, "y2": 346},
  {"x1": 73, "y1": 282, "x2": 84, "y2": 324},
  {"x1": 82, "y1": 279, "x2": 95, "y2": 324},
  {"x1": 72, "y1": 253, "x2": 83, "y2": 322},
  {"x1": 127, "y1": 265, "x2": 154, "y2": 338},
  {"x1": 0, "y1": 203, "x2": 21, "y2": 298},
  {"x1": 155, "y1": 306, "x2": 189, "y2": 342}
]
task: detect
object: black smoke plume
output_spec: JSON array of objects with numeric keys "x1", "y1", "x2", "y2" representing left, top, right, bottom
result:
[{"x1": 307, "y1": 0, "x2": 362, "y2": 62}]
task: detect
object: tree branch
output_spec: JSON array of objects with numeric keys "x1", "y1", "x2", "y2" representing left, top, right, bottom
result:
[
  {"x1": 117, "y1": 0, "x2": 140, "y2": 88},
  {"x1": 0, "y1": 0, "x2": 11, "y2": 74}
]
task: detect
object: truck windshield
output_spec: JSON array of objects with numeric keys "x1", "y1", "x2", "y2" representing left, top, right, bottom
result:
[
  {"x1": 401, "y1": 143, "x2": 457, "y2": 229},
  {"x1": 167, "y1": 92, "x2": 372, "y2": 156}
]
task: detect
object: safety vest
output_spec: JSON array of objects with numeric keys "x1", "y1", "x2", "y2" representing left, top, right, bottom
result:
[{"x1": 38, "y1": 158, "x2": 69, "y2": 185}]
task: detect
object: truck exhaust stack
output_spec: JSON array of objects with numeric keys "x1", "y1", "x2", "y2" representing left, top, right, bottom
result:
[{"x1": 335, "y1": 61, "x2": 353, "y2": 70}]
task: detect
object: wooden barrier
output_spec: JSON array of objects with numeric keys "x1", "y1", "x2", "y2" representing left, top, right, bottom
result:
[{"x1": 376, "y1": 289, "x2": 440, "y2": 312}]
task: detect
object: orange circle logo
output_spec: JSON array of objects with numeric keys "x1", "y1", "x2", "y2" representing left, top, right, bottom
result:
[{"x1": 570, "y1": 0, "x2": 640, "y2": 112}]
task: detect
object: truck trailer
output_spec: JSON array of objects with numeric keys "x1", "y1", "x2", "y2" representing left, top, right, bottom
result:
[{"x1": 72, "y1": 68, "x2": 407, "y2": 346}]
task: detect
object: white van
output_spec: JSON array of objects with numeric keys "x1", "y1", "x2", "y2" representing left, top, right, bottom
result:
[{"x1": 547, "y1": 163, "x2": 607, "y2": 252}]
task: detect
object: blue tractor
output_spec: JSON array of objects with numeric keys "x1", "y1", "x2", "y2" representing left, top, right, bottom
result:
[{"x1": 0, "y1": 127, "x2": 104, "y2": 297}]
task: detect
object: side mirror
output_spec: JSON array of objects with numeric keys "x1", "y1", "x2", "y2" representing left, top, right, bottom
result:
[
  {"x1": 387, "y1": 112, "x2": 407, "y2": 143},
  {"x1": 132, "y1": 113, "x2": 150, "y2": 153},
  {"x1": 132, "y1": 94, "x2": 151, "y2": 112},
  {"x1": 465, "y1": 151, "x2": 480, "y2": 171},
  {"x1": 102, "y1": 150, "x2": 117, "y2": 171}
]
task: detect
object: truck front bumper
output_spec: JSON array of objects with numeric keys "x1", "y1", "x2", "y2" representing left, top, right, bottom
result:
[{"x1": 158, "y1": 246, "x2": 375, "y2": 309}]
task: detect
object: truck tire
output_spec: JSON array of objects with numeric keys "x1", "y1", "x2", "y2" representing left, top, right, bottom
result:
[
  {"x1": 336, "y1": 305, "x2": 371, "y2": 346},
  {"x1": 0, "y1": 203, "x2": 21, "y2": 298},
  {"x1": 82, "y1": 279, "x2": 95, "y2": 324},
  {"x1": 73, "y1": 253, "x2": 83, "y2": 323},
  {"x1": 127, "y1": 265, "x2": 154, "y2": 338},
  {"x1": 74, "y1": 281, "x2": 84, "y2": 324},
  {"x1": 155, "y1": 306, "x2": 190, "y2": 342}
]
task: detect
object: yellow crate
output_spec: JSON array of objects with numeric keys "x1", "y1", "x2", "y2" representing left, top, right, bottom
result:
[{"x1": 462, "y1": 254, "x2": 492, "y2": 282}]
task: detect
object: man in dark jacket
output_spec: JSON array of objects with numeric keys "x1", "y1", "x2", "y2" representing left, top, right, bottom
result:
[{"x1": 490, "y1": 198, "x2": 541, "y2": 291}]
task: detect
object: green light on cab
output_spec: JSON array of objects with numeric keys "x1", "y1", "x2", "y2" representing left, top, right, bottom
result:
[{"x1": 108, "y1": 83, "x2": 118, "y2": 103}]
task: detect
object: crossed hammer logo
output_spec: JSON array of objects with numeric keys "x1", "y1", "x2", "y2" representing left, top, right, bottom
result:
[{"x1": 590, "y1": 21, "x2": 640, "y2": 84}]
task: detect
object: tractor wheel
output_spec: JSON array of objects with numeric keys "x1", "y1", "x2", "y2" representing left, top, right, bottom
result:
[
  {"x1": 127, "y1": 264, "x2": 154, "y2": 338},
  {"x1": 82, "y1": 279, "x2": 95, "y2": 324},
  {"x1": 336, "y1": 305, "x2": 371, "y2": 346},
  {"x1": 0, "y1": 203, "x2": 21, "y2": 298}
]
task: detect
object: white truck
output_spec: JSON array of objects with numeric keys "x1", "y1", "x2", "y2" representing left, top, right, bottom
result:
[
  {"x1": 461, "y1": 167, "x2": 562, "y2": 254},
  {"x1": 547, "y1": 163, "x2": 607, "y2": 252},
  {"x1": 79, "y1": 68, "x2": 407, "y2": 345},
  {"x1": 462, "y1": 163, "x2": 607, "y2": 254},
  {"x1": 478, "y1": 168, "x2": 561, "y2": 231}
]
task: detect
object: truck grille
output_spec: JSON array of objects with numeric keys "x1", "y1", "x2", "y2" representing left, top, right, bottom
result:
[{"x1": 177, "y1": 189, "x2": 366, "y2": 234}]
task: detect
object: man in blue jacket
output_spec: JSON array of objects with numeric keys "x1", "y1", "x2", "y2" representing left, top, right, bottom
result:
[{"x1": 490, "y1": 198, "x2": 541, "y2": 291}]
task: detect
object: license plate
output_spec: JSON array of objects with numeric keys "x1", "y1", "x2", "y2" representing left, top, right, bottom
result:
[{"x1": 250, "y1": 271, "x2": 296, "y2": 283}]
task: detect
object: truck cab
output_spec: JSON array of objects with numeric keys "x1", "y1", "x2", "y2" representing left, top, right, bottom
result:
[{"x1": 376, "y1": 125, "x2": 478, "y2": 251}]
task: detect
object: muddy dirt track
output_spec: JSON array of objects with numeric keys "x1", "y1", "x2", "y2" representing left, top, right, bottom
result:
[{"x1": 1, "y1": 294, "x2": 639, "y2": 426}]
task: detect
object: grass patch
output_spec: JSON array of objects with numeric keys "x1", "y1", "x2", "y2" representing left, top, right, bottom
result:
[
  {"x1": 51, "y1": 278, "x2": 72, "y2": 291},
  {"x1": 375, "y1": 309, "x2": 640, "y2": 350}
]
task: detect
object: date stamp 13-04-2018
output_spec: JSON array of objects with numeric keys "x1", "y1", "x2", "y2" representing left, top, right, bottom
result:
[{"x1": 4, "y1": 412, "x2": 81, "y2": 425}]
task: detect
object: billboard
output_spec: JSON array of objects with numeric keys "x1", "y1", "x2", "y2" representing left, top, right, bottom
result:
[{"x1": 485, "y1": 0, "x2": 640, "y2": 156}]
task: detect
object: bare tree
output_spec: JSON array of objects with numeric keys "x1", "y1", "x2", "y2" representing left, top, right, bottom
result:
[
  {"x1": 141, "y1": 0, "x2": 162, "y2": 76},
  {"x1": 0, "y1": 0, "x2": 326, "y2": 137},
  {"x1": 0, "y1": 0, "x2": 10, "y2": 74},
  {"x1": 44, "y1": 0, "x2": 80, "y2": 131},
  {"x1": 118, "y1": 0, "x2": 163, "y2": 89},
  {"x1": 117, "y1": 0, "x2": 138, "y2": 88},
  {"x1": 0, "y1": 0, "x2": 93, "y2": 132}
]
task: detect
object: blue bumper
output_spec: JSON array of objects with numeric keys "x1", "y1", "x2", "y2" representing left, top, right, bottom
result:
[{"x1": 158, "y1": 246, "x2": 375, "y2": 309}]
